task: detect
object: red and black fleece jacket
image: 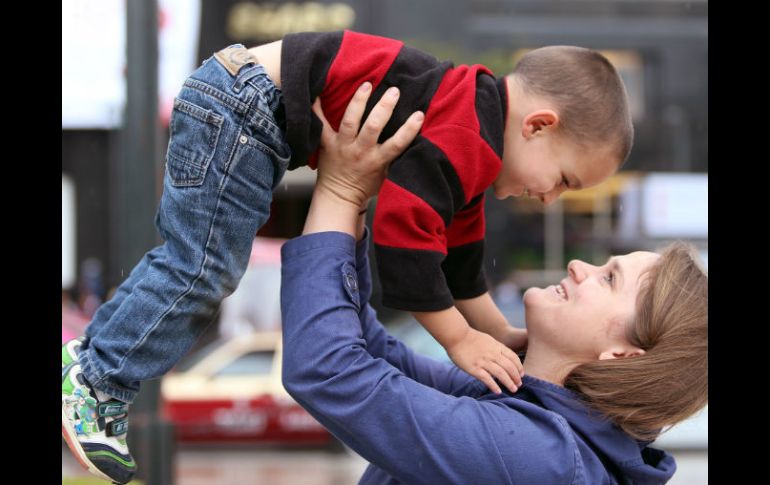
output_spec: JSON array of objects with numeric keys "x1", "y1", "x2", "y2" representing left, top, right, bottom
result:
[{"x1": 281, "y1": 30, "x2": 508, "y2": 312}]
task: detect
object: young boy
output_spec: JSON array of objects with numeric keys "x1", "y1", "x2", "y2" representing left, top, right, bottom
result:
[{"x1": 62, "y1": 30, "x2": 632, "y2": 484}]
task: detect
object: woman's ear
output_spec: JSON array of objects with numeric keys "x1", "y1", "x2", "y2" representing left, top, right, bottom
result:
[{"x1": 598, "y1": 346, "x2": 646, "y2": 361}]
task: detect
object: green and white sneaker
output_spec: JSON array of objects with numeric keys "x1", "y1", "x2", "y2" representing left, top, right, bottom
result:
[{"x1": 62, "y1": 338, "x2": 137, "y2": 484}]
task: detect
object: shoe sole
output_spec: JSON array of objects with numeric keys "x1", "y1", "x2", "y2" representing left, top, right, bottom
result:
[{"x1": 61, "y1": 406, "x2": 116, "y2": 483}]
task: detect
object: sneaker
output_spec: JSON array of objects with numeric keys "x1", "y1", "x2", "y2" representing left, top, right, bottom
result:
[{"x1": 62, "y1": 338, "x2": 137, "y2": 484}]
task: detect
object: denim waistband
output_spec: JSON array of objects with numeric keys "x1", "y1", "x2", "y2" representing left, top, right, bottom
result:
[{"x1": 189, "y1": 43, "x2": 285, "y2": 140}]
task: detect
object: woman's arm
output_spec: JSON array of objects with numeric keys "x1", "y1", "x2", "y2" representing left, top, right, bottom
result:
[
  {"x1": 281, "y1": 232, "x2": 576, "y2": 485},
  {"x1": 280, "y1": 86, "x2": 576, "y2": 485},
  {"x1": 306, "y1": 83, "x2": 485, "y2": 396},
  {"x1": 282, "y1": 232, "x2": 555, "y2": 485}
]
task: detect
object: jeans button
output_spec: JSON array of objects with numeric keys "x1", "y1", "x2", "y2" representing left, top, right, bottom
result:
[{"x1": 239, "y1": 135, "x2": 248, "y2": 144}]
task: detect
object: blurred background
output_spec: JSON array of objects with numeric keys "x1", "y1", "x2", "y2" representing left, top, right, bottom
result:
[{"x1": 62, "y1": 0, "x2": 707, "y2": 483}]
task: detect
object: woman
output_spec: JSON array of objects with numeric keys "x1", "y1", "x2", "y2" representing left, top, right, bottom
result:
[{"x1": 279, "y1": 91, "x2": 707, "y2": 484}]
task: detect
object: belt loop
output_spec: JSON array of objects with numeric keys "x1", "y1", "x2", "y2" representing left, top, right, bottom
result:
[{"x1": 232, "y1": 64, "x2": 262, "y2": 93}]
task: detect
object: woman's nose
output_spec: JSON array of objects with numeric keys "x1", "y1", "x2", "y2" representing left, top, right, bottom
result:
[{"x1": 568, "y1": 260, "x2": 589, "y2": 283}]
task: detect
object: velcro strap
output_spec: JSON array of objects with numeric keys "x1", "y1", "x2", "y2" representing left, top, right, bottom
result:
[
  {"x1": 106, "y1": 417, "x2": 129, "y2": 437},
  {"x1": 97, "y1": 400, "x2": 128, "y2": 417}
]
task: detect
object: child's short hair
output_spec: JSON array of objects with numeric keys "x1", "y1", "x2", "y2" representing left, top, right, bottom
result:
[{"x1": 511, "y1": 46, "x2": 634, "y2": 166}]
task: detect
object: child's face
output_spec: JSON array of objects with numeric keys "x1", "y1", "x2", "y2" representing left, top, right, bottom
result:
[{"x1": 494, "y1": 134, "x2": 618, "y2": 205}]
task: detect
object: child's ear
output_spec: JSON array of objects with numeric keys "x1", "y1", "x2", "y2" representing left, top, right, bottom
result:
[{"x1": 521, "y1": 109, "x2": 559, "y2": 138}]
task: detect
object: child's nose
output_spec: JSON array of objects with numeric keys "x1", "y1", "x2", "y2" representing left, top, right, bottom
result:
[{"x1": 542, "y1": 190, "x2": 560, "y2": 205}]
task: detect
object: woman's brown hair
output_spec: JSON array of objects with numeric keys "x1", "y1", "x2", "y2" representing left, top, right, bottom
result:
[{"x1": 564, "y1": 241, "x2": 707, "y2": 441}]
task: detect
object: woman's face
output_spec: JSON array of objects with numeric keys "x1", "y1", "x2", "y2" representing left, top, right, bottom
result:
[{"x1": 523, "y1": 251, "x2": 659, "y2": 362}]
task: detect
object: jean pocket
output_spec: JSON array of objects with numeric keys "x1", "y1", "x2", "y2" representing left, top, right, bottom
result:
[
  {"x1": 232, "y1": 131, "x2": 291, "y2": 194},
  {"x1": 165, "y1": 98, "x2": 224, "y2": 187}
]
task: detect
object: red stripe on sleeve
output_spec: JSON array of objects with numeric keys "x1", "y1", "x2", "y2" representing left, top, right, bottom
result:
[
  {"x1": 373, "y1": 180, "x2": 447, "y2": 253},
  {"x1": 446, "y1": 196, "x2": 485, "y2": 248},
  {"x1": 322, "y1": 32, "x2": 402, "y2": 126},
  {"x1": 307, "y1": 31, "x2": 403, "y2": 168},
  {"x1": 421, "y1": 65, "x2": 502, "y2": 202}
]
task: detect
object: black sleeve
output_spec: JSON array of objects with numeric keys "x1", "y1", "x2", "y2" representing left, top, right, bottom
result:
[
  {"x1": 280, "y1": 31, "x2": 343, "y2": 168},
  {"x1": 475, "y1": 73, "x2": 505, "y2": 158},
  {"x1": 443, "y1": 240, "x2": 488, "y2": 299},
  {"x1": 443, "y1": 194, "x2": 488, "y2": 300}
]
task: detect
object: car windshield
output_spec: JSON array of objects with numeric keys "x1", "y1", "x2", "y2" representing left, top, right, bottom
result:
[
  {"x1": 214, "y1": 350, "x2": 275, "y2": 377},
  {"x1": 174, "y1": 338, "x2": 229, "y2": 373}
]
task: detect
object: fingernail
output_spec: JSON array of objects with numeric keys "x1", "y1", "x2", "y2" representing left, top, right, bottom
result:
[
  {"x1": 414, "y1": 111, "x2": 424, "y2": 122},
  {"x1": 360, "y1": 82, "x2": 371, "y2": 93},
  {"x1": 388, "y1": 87, "x2": 400, "y2": 98}
]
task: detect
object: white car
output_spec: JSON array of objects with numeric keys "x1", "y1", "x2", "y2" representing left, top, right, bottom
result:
[{"x1": 161, "y1": 331, "x2": 332, "y2": 445}]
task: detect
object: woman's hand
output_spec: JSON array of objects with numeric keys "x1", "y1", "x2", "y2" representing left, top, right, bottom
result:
[{"x1": 303, "y1": 82, "x2": 424, "y2": 237}]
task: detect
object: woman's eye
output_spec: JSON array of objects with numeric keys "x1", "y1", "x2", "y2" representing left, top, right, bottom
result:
[{"x1": 604, "y1": 272, "x2": 615, "y2": 286}]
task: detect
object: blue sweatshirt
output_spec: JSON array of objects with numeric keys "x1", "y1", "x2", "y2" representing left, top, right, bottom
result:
[{"x1": 280, "y1": 230, "x2": 677, "y2": 485}]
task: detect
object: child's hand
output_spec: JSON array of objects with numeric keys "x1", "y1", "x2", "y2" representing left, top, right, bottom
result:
[{"x1": 446, "y1": 328, "x2": 524, "y2": 394}]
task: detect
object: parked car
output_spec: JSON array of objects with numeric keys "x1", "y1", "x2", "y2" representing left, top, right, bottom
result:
[{"x1": 161, "y1": 331, "x2": 332, "y2": 446}]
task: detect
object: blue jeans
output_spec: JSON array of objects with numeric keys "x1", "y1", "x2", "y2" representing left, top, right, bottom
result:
[{"x1": 79, "y1": 46, "x2": 291, "y2": 403}]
